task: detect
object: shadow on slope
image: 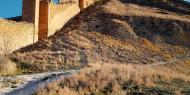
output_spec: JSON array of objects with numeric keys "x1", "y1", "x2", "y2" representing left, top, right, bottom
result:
[
  {"x1": 84, "y1": 12, "x2": 190, "y2": 48},
  {"x1": 120, "y1": 0, "x2": 190, "y2": 15}
]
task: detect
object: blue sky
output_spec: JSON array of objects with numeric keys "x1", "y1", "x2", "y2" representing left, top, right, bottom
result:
[
  {"x1": 0, "y1": 0, "x2": 189, "y2": 18},
  {"x1": 0, "y1": 0, "x2": 22, "y2": 18},
  {"x1": 0, "y1": 0, "x2": 59, "y2": 18}
]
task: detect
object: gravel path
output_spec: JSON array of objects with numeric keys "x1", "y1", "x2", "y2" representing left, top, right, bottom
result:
[
  {"x1": 0, "y1": 70, "x2": 78, "y2": 95},
  {"x1": 145, "y1": 55, "x2": 190, "y2": 67}
]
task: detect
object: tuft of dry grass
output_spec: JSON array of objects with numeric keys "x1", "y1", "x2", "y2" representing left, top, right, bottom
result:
[
  {"x1": 35, "y1": 62, "x2": 190, "y2": 95},
  {"x1": 0, "y1": 32, "x2": 18, "y2": 75},
  {"x1": 0, "y1": 55, "x2": 17, "y2": 76}
]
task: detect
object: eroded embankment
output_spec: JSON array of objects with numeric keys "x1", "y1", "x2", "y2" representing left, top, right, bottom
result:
[{"x1": 11, "y1": 0, "x2": 190, "y2": 72}]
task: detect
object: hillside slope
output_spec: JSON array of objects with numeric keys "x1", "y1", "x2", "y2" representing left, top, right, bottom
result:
[
  {"x1": 12, "y1": 0, "x2": 190, "y2": 71},
  {"x1": 34, "y1": 60, "x2": 190, "y2": 95},
  {"x1": 126, "y1": 0, "x2": 190, "y2": 14}
]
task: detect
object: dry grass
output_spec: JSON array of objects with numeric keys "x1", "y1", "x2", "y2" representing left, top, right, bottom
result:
[
  {"x1": 35, "y1": 62, "x2": 190, "y2": 95},
  {"x1": 0, "y1": 27, "x2": 18, "y2": 75},
  {"x1": 12, "y1": 0, "x2": 190, "y2": 70},
  {"x1": 0, "y1": 28, "x2": 18, "y2": 75},
  {"x1": 0, "y1": 55, "x2": 17, "y2": 76},
  {"x1": 103, "y1": 0, "x2": 190, "y2": 22},
  {"x1": 13, "y1": 49, "x2": 81, "y2": 73}
]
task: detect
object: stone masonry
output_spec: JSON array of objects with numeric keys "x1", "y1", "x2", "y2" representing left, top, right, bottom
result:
[
  {"x1": 38, "y1": 0, "x2": 50, "y2": 40},
  {"x1": 22, "y1": 0, "x2": 96, "y2": 40},
  {"x1": 0, "y1": 0, "x2": 97, "y2": 54},
  {"x1": 22, "y1": 0, "x2": 40, "y2": 41}
]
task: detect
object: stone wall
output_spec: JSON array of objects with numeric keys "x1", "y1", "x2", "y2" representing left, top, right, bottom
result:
[
  {"x1": 22, "y1": 0, "x2": 97, "y2": 40},
  {"x1": 22, "y1": 0, "x2": 36, "y2": 23},
  {"x1": 39, "y1": 0, "x2": 50, "y2": 40},
  {"x1": 59, "y1": 0, "x2": 79, "y2": 5},
  {"x1": 48, "y1": 3, "x2": 80, "y2": 36},
  {"x1": 79, "y1": 0, "x2": 96, "y2": 9},
  {"x1": 0, "y1": 0, "x2": 97, "y2": 54},
  {"x1": 22, "y1": 0, "x2": 39, "y2": 40},
  {"x1": 47, "y1": 0, "x2": 96, "y2": 36},
  {"x1": 58, "y1": 0, "x2": 96, "y2": 9},
  {"x1": 0, "y1": 19, "x2": 35, "y2": 54},
  {"x1": 49, "y1": 3, "x2": 70, "y2": 19}
]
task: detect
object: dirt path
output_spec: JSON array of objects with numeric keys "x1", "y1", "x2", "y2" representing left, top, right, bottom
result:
[
  {"x1": 145, "y1": 54, "x2": 190, "y2": 67},
  {"x1": 0, "y1": 70, "x2": 78, "y2": 95},
  {"x1": 0, "y1": 55, "x2": 189, "y2": 95}
]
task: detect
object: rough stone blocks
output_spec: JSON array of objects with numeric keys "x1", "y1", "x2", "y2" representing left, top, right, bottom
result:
[
  {"x1": 22, "y1": 0, "x2": 96, "y2": 41},
  {"x1": 22, "y1": 0, "x2": 40, "y2": 41},
  {"x1": 38, "y1": 0, "x2": 49, "y2": 40},
  {"x1": 22, "y1": 0, "x2": 40, "y2": 24}
]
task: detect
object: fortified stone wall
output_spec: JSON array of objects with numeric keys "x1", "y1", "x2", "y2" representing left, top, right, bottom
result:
[
  {"x1": 38, "y1": 0, "x2": 49, "y2": 40},
  {"x1": 22, "y1": 0, "x2": 37, "y2": 23},
  {"x1": 59, "y1": 0, "x2": 79, "y2": 5},
  {"x1": 48, "y1": 0, "x2": 96, "y2": 36},
  {"x1": 49, "y1": 3, "x2": 70, "y2": 19},
  {"x1": 79, "y1": 0, "x2": 96, "y2": 9},
  {"x1": 0, "y1": 0, "x2": 98, "y2": 54},
  {"x1": 0, "y1": 19, "x2": 35, "y2": 54},
  {"x1": 49, "y1": 3, "x2": 80, "y2": 36},
  {"x1": 83, "y1": 0, "x2": 96, "y2": 8},
  {"x1": 22, "y1": 0, "x2": 39, "y2": 40},
  {"x1": 57, "y1": 0, "x2": 96, "y2": 9}
]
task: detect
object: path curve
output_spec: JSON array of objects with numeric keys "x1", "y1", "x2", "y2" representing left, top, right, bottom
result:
[
  {"x1": 0, "y1": 70, "x2": 78, "y2": 95},
  {"x1": 145, "y1": 55, "x2": 190, "y2": 67}
]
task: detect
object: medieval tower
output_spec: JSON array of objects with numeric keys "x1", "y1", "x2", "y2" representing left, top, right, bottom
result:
[{"x1": 22, "y1": 0, "x2": 94, "y2": 40}]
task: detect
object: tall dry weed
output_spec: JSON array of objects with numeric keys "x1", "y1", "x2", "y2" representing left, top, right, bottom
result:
[
  {"x1": 0, "y1": 34, "x2": 17, "y2": 75},
  {"x1": 0, "y1": 55, "x2": 17, "y2": 75}
]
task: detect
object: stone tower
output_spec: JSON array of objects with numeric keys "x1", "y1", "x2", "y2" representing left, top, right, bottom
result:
[
  {"x1": 79, "y1": 0, "x2": 84, "y2": 9},
  {"x1": 22, "y1": 0, "x2": 94, "y2": 41},
  {"x1": 79, "y1": 0, "x2": 94, "y2": 9},
  {"x1": 22, "y1": 0, "x2": 39, "y2": 23},
  {"x1": 22, "y1": 0, "x2": 40, "y2": 41},
  {"x1": 38, "y1": 0, "x2": 50, "y2": 40},
  {"x1": 22, "y1": 0, "x2": 50, "y2": 41}
]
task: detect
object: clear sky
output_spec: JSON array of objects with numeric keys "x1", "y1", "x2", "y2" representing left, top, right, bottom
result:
[
  {"x1": 0, "y1": 0, "x2": 59, "y2": 18},
  {"x1": 0, "y1": 0, "x2": 189, "y2": 18},
  {"x1": 0, "y1": 0, "x2": 22, "y2": 18}
]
